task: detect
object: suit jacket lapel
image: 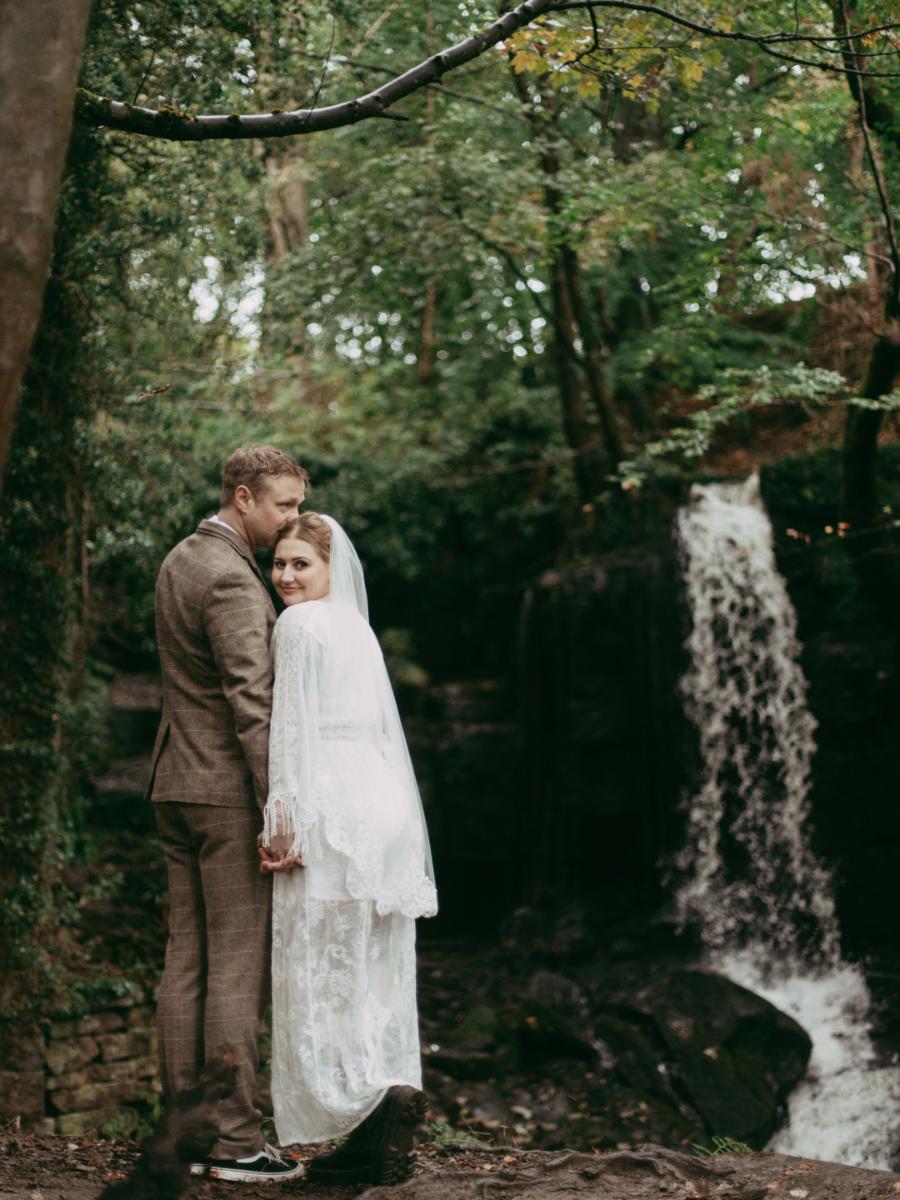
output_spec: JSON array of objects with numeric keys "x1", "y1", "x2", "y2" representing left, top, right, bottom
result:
[{"x1": 196, "y1": 520, "x2": 270, "y2": 590}]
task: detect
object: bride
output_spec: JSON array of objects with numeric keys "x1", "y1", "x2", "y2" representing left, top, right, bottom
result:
[{"x1": 260, "y1": 512, "x2": 438, "y2": 1186}]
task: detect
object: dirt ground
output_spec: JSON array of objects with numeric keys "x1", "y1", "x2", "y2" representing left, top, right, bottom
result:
[{"x1": 2, "y1": 1124, "x2": 899, "y2": 1200}]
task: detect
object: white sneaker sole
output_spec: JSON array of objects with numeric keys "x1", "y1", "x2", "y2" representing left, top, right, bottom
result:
[{"x1": 189, "y1": 1163, "x2": 208, "y2": 1177}]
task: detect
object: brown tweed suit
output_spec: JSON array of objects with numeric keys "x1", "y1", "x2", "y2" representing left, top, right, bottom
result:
[{"x1": 150, "y1": 520, "x2": 275, "y2": 1158}]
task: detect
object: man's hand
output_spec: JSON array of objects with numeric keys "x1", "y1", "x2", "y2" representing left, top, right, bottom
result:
[{"x1": 257, "y1": 832, "x2": 302, "y2": 874}]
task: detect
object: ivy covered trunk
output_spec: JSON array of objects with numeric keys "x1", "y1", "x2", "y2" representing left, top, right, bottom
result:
[
  {"x1": 841, "y1": 321, "x2": 900, "y2": 531},
  {"x1": 0, "y1": 126, "x2": 103, "y2": 1014},
  {"x1": 0, "y1": 0, "x2": 93, "y2": 486}
]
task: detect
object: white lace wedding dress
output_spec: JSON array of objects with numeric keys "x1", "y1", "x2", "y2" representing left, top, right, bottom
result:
[{"x1": 264, "y1": 588, "x2": 437, "y2": 1145}]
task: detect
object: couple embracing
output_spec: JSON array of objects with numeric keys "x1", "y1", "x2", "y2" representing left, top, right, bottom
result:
[{"x1": 148, "y1": 445, "x2": 438, "y2": 1185}]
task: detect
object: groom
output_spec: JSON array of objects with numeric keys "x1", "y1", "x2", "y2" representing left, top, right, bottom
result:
[{"x1": 147, "y1": 444, "x2": 308, "y2": 1183}]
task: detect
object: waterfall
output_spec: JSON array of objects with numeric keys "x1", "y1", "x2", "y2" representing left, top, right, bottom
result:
[{"x1": 675, "y1": 475, "x2": 900, "y2": 1169}]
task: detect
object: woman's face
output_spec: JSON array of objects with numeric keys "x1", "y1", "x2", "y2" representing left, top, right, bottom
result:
[{"x1": 272, "y1": 537, "x2": 330, "y2": 605}]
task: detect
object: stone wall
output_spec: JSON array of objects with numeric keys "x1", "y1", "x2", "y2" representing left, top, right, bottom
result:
[
  {"x1": 761, "y1": 453, "x2": 900, "y2": 957},
  {"x1": 0, "y1": 988, "x2": 159, "y2": 1135}
]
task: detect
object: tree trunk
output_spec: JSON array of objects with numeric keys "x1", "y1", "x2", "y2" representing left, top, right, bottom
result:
[
  {"x1": 550, "y1": 256, "x2": 606, "y2": 504},
  {"x1": 507, "y1": 64, "x2": 624, "y2": 491},
  {"x1": 265, "y1": 145, "x2": 309, "y2": 260},
  {"x1": 0, "y1": 122, "x2": 102, "y2": 1009},
  {"x1": 842, "y1": 313, "x2": 900, "y2": 529},
  {"x1": 0, "y1": 0, "x2": 93, "y2": 494},
  {"x1": 831, "y1": 2, "x2": 900, "y2": 534},
  {"x1": 262, "y1": 140, "x2": 310, "y2": 366},
  {"x1": 417, "y1": 12, "x2": 439, "y2": 389},
  {"x1": 560, "y1": 242, "x2": 623, "y2": 463},
  {"x1": 417, "y1": 274, "x2": 439, "y2": 386}
]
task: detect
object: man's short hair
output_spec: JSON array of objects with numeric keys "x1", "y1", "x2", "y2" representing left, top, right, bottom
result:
[{"x1": 221, "y1": 445, "x2": 310, "y2": 506}]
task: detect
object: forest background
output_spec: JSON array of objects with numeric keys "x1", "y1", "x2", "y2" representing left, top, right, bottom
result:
[{"x1": 3, "y1": 0, "x2": 900, "y2": 1040}]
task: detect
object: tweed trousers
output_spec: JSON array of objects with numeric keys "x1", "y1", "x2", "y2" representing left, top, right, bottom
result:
[{"x1": 154, "y1": 802, "x2": 271, "y2": 1158}]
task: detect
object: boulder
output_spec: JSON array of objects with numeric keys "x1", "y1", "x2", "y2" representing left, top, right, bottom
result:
[
  {"x1": 613, "y1": 969, "x2": 812, "y2": 1146},
  {"x1": 428, "y1": 1047, "x2": 497, "y2": 1080},
  {"x1": 518, "y1": 971, "x2": 598, "y2": 1065}
]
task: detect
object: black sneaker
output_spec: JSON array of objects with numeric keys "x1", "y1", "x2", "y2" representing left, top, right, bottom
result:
[{"x1": 207, "y1": 1144, "x2": 305, "y2": 1182}]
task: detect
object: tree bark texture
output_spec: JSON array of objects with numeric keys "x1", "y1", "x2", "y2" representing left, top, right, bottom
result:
[
  {"x1": 549, "y1": 256, "x2": 607, "y2": 504},
  {"x1": 265, "y1": 146, "x2": 310, "y2": 260},
  {"x1": 833, "y1": 2, "x2": 900, "y2": 570},
  {"x1": 508, "y1": 64, "x2": 624, "y2": 493},
  {"x1": 0, "y1": 0, "x2": 94, "y2": 495},
  {"x1": 417, "y1": 274, "x2": 439, "y2": 386},
  {"x1": 842, "y1": 313, "x2": 900, "y2": 529},
  {"x1": 0, "y1": 126, "x2": 97, "y2": 999}
]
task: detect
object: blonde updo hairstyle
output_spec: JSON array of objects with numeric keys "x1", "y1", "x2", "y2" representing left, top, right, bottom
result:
[{"x1": 275, "y1": 512, "x2": 332, "y2": 563}]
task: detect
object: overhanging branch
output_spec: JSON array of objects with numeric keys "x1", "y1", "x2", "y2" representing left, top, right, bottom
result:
[
  {"x1": 76, "y1": 0, "x2": 561, "y2": 141},
  {"x1": 74, "y1": 0, "x2": 900, "y2": 142}
]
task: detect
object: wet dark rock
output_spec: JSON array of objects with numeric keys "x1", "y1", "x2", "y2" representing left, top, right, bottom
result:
[
  {"x1": 427, "y1": 1047, "x2": 498, "y2": 1081},
  {"x1": 518, "y1": 971, "x2": 597, "y2": 1066},
  {"x1": 501, "y1": 907, "x2": 599, "y2": 966},
  {"x1": 590, "y1": 1009, "x2": 676, "y2": 1103},
  {"x1": 421, "y1": 940, "x2": 811, "y2": 1154},
  {"x1": 605, "y1": 968, "x2": 812, "y2": 1147},
  {"x1": 450, "y1": 1080, "x2": 521, "y2": 1134}
]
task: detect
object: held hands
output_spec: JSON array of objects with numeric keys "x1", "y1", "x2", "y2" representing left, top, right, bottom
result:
[{"x1": 257, "y1": 832, "x2": 303, "y2": 874}]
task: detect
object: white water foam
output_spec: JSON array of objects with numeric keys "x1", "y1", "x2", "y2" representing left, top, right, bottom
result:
[
  {"x1": 675, "y1": 475, "x2": 900, "y2": 1169},
  {"x1": 714, "y1": 948, "x2": 900, "y2": 1169}
]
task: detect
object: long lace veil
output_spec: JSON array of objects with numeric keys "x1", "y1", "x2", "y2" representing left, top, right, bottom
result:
[
  {"x1": 319, "y1": 515, "x2": 435, "y2": 890},
  {"x1": 321, "y1": 515, "x2": 369, "y2": 621}
]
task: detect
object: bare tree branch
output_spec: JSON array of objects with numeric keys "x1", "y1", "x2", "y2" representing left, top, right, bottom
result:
[{"x1": 318, "y1": 52, "x2": 528, "y2": 121}]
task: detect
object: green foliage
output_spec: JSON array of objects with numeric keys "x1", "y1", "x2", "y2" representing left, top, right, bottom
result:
[
  {"x1": 6, "y1": 0, "x2": 900, "y2": 1016},
  {"x1": 617, "y1": 364, "x2": 848, "y2": 488},
  {"x1": 99, "y1": 1088, "x2": 164, "y2": 1140},
  {"x1": 0, "y1": 125, "x2": 111, "y2": 1012},
  {"x1": 692, "y1": 1135, "x2": 753, "y2": 1157},
  {"x1": 762, "y1": 446, "x2": 900, "y2": 627},
  {"x1": 424, "y1": 1120, "x2": 493, "y2": 1150},
  {"x1": 98, "y1": 1109, "x2": 144, "y2": 1140}
]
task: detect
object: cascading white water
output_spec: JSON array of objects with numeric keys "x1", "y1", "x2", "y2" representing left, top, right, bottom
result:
[{"x1": 675, "y1": 475, "x2": 900, "y2": 1169}]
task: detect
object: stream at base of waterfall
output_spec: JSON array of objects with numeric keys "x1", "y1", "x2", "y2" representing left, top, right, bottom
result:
[{"x1": 675, "y1": 475, "x2": 900, "y2": 1169}]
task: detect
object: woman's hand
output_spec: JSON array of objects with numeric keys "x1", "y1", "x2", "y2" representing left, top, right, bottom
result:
[{"x1": 257, "y1": 832, "x2": 303, "y2": 873}]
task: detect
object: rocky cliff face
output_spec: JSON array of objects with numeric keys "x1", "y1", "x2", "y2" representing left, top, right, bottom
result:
[
  {"x1": 761, "y1": 455, "x2": 900, "y2": 961},
  {"x1": 415, "y1": 541, "x2": 692, "y2": 936}
]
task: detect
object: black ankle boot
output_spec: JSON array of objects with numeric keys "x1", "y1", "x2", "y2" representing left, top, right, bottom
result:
[{"x1": 306, "y1": 1086, "x2": 427, "y2": 1186}]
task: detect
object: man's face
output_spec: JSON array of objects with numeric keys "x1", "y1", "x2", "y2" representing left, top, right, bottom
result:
[{"x1": 242, "y1": 475, "x2": 305, "y2": 549}]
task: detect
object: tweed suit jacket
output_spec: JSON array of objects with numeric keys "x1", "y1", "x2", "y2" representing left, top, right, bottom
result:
[{"x1": 148, "y1": 520, "x2": 276, "y2": 810}]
